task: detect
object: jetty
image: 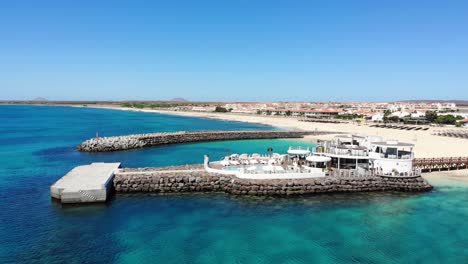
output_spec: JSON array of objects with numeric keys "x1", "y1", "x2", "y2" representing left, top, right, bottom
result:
[
  {"x1": 77, "y1": 130, "x2": 337, "y2": 152},
  {"x1": 51, "y1": 162, "x2": 433, "y2": 204},
  {"x1": 50, "y1": 162, "x2": 121, "y2": 203},
  {"x1": 414, "y1": 157, "x2": 468, "y2": 172}
]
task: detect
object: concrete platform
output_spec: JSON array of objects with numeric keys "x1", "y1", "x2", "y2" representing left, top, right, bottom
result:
[{"x1": 51, "y1": 162, "x2": 121, "y2": 203}]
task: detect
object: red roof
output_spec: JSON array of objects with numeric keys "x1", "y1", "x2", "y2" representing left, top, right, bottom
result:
[{"x1": 310, "y1": 108, "x2": 342, "y2": 113}]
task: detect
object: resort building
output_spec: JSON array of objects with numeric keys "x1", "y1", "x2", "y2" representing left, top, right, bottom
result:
[
  {"x1": 305, "y1": 108, "x2": 342, "y2": 119},
  {"x1": 204, "y1": 134, "x2": 419, "y2": 179},
  {"x1": 314, "y1": 135, "x2": 417, "y2": 176}
]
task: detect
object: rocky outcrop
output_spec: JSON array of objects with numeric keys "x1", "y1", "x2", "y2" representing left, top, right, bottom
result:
[
  {"x1": 113, "y1": 166, "x2": 433, "y2": 196},
  {"x1": 78, "y1": 130, "x2": 335, "y2": 152}
]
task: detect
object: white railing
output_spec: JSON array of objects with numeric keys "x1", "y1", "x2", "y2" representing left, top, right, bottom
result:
[
  {"x1": 204, "y1": 155, "x2": 326, "y2": 179},
  {"x1": 375, "y1": 168, "x2": 422, "y2": 177},
  {"x1": 329, "y1": 168, "x2": 422, "y2": 178},
  {"x1": 314, "y1": 147, "x2": 368, "y2": 157},
  {"x1": 372, "y1": 153, "x2": 414, "y2": 160},
  {"x1": 288, "y1": 146, "x2": 310, "y2": 151}
]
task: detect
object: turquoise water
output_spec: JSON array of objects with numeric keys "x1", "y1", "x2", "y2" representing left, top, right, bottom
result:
[{"x1": 1, "y1": 105, "x2": 467, "y2": 263}]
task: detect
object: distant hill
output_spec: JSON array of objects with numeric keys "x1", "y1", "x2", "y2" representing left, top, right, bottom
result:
[
  {"x1": 32, "y1": 97, "x2": 48, "y2": 102},
  {"x1": 397, "y1": 99, "x2": 468, "y2": 105},
  {"x1": 171, "y1": 98, "x2": 188, "y2": 102}
]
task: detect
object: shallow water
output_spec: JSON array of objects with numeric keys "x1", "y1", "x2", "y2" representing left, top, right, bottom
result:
[{"x1": 0, "y1": 105, "x2": 467, "y2": 263}]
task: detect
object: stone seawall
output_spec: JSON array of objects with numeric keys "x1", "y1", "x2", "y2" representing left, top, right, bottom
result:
[
  {"x1": 78, "y1": 130, "x2": 334, "y2": 152},
  {"x1": 114, "y1": 166, "x2": 433, "y2": 196}
]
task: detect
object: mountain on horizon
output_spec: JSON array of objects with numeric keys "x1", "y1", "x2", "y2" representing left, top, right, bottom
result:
[
  {"x1": 397, "y1": 99, "x2": 468, "y2": 105},
  {"x1": 32, "y1": 97, "x2": 48, "y2": 102},
  {"x1": 171, "y1": 97, "x2": 188, "y2": 102}
]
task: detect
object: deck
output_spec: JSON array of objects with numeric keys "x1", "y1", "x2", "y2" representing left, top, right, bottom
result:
[{"x1": 50, "y1": 162, "x2": 121, "y2": 203}]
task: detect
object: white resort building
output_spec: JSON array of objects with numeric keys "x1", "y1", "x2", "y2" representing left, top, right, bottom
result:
[{"x1": 204, "y1": 134, "x2": 420, "y2": 179}]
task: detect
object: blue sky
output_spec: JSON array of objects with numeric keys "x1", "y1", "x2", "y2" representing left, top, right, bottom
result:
[{"x1": 0, "y1": 0, "x2": 467, "y2": 102}]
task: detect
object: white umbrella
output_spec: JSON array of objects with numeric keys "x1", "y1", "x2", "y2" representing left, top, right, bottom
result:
[
  {"x1": 306, "y1": 156, "x2": 331, "y2": 163},
  {"x1": 287, "y1": 149, "x2": 310, "y2": 155}
]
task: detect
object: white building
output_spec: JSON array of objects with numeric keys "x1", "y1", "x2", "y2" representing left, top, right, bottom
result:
[
  {"x1": 314, "y1": 135, "x2": 417, "y2": 176},
  {"x1": 371, "y1": 112, "x2": 384, "y2": 122},
  {"x1": 390, "y1": 111, "x2": 411, "y2": 118}
]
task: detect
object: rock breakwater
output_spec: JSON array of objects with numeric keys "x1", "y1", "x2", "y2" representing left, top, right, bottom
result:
[
  {"x1": 78, "y1": 130, "x2": 333, "y2": 152},
  {"x1": 114, "y1": 165, "x2": 433, "y2": 196}
]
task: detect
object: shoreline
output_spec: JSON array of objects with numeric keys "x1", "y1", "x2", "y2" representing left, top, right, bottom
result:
[
  {"x1": 423, "y1": 169, "x2": 468, "y2": 186},
  {"x1": 66, "y1": 103, "x2": 468, "y2": 159},
  {"x1": 5, "y1": 103, "x2": 468, "y2": 159}
]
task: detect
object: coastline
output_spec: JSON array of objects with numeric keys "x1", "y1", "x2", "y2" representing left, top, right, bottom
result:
[
  {"x1": 8, "y1": 104, "x2": 468, "y2": 183},
  {"x1": 61, "y1": 103, "x2": 468, "y2": 159},
  {"x1": 423, "y1": 169, "x2": 468, "y2": 186}
]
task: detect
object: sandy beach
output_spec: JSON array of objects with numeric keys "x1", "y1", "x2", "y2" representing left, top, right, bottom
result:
[
  {"x1": 70, "y1": 104, "x2": 468, "y2": 159},
  {"x1": 423, "y1": 169, "x2": 468, "y2": 186}
]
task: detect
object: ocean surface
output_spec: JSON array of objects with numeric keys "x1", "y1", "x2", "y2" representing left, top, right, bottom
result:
[{"x1": 0, "y1": 105, "x2": 467, "y2": 264}]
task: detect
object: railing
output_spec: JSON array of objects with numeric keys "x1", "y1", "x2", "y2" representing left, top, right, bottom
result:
[
  {"x1": 375, "y1": 168, "x2": 422, "y2": 177},
  {"x1": 204, "y1": 155, "x2": 326, "y2": 178},
  {"x1": 288, "y1": 146, "x2": 310, "y2": 151},
  {"x1": 328, "y1": 168, "x2": 422, "y2": 178},
  {"x1": 413, "y1": 157, "x2": 468, "y2": 172},
  {"x1": 372, "y1": 153, "x2": 414, "y2": 160},
  {"x1": 328, "y1": 169, "x2": 372, "y2": 177},
  {"x1": 414, "y1": 157, "x2": 468, "y2": 166},
  {"x1": 314, "y1": 147, "x2": 368, "y2": 157},
  {"x1": 237, "y1": 167, "x2": 323, "y2": 175}
]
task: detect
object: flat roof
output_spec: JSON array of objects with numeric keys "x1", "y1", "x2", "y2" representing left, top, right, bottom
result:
[
  {"x1": 372, "y1": 141, "x2": 414, "y2": 147},
  {"x1": 51, "y1": 162, "x2": 121, "y2": 203},
  {"x1": 335, "y1": 134, "x2": 364, "y2": 138}
]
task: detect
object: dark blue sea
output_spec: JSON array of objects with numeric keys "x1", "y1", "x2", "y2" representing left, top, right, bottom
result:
[{"x1": 0, "y1": 105, "x2": 467, "y2": 263}]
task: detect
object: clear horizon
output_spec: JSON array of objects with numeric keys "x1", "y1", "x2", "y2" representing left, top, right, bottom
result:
[{"x1": 1, "y1": 1, "x2": 467, "y2": 101}]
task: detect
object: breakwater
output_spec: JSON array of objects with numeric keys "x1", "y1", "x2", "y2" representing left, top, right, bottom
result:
[
  {"x1": 114, "y1": 165, "x2": 433, "y2": 196},
  {"x1": 77, "y1": 130, "x2": 334, "y2": 152}
]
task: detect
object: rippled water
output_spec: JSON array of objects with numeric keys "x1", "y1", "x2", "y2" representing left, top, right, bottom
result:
[{"x1": 0, "y1": 105, "x2": 467, "y2": 263}]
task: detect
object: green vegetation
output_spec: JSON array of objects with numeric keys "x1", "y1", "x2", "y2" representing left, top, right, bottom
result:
[
  {"x1": 434, "y1": 114, "x2": 464, "y2": 125},
  {"x1": 214, "y1": 106, "x2": 229, "y2": 112},
  {"x1": 424, "y1": 111, "x2": 463, "y2": 125},
  {"x1": 336, "y1": 114, "x2": 364, "y2": 120},
  {"x1": 383, "y1": 110, "x2": 392, "y2": 122},
  {"x1": 425, "y1": 111, "x2": 438, "y2": 122},
  {"x1": 121, "y1": 102, "x2": 133, "y2": 108},
  {"x1": 120, "y1": 102, "x2": 187, "y2": 109}
]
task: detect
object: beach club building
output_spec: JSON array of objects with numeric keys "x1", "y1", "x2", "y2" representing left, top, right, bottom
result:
[
  {"x1": 304, "y1": 108, "x2": 342, "y2": 119},
  {"x1": 205, "y1": 133, "x2": 419, "y2": 179},
  {"x1": 314, "y1": 134, "x2": 417, "y2": 176}
]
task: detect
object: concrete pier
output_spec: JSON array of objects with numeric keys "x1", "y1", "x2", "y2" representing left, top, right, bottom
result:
[{"x1": 51, "y1": 162, "x2": 121, "y2": 203}]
